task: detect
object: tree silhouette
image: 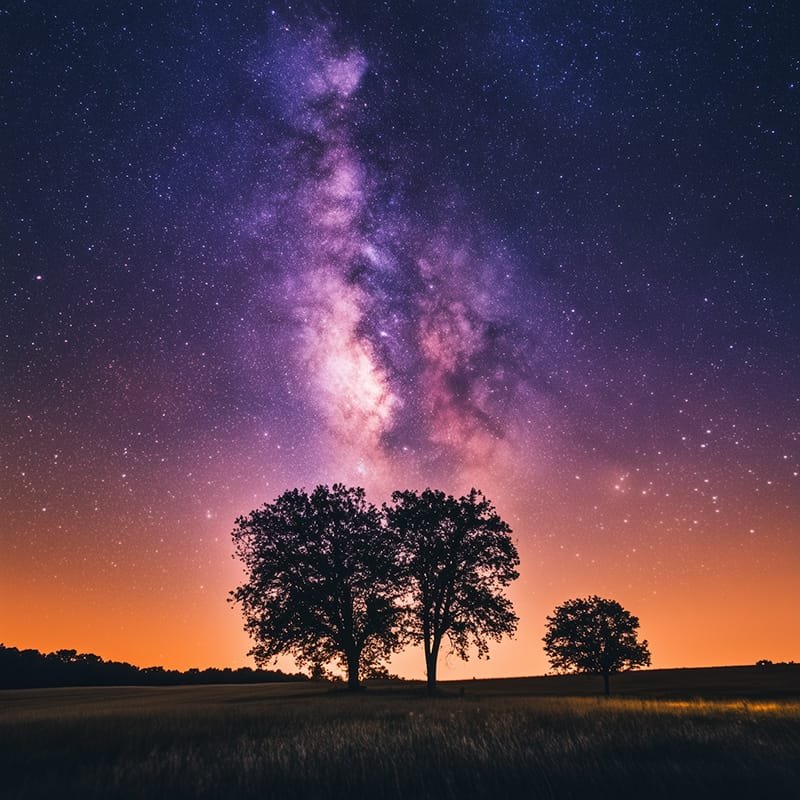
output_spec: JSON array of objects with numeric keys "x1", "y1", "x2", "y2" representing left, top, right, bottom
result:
[
  {"x1": 386, "y1": 488, "x2": 519, "y2": 693},
  {"x1": 543, "y1": 596, "x2": 651, "y2": 695},
  {"x1": 0, "y1": 644, "x2": 306, "y2": 688},
  {"x1": 231, "y1": 484, "x2": 401, "y2": 690}
]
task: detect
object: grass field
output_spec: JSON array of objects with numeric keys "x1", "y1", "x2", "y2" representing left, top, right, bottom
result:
[{"x1": 3, "y1": 667, "x2": 799, "y2": 799}]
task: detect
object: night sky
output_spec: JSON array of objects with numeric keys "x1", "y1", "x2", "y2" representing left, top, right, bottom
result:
[{"x1": 2, "y1": 1, "x2": 798, "y2": 678}]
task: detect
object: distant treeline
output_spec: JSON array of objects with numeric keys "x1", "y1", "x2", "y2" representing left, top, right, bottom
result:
[{"x1": 0, "y1": 644, "x2": 308, "y2": 689}]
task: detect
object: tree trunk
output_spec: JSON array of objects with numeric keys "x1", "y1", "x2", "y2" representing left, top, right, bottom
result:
[
  {"x1": 425, "y1": 640, "x2": 439, "y2": 694},
  {"x1": 603, "y1": 672, "x2": 610, "y2": 696},
  {"x1": 346, "y1": 652, "x2": 361, "y2": 691}
]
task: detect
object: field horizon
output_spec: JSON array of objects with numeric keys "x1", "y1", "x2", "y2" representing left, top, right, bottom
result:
[
  {"x1": 3, "y1": 659, "x2": 799, "y2": 696},
  {"x1": 443, "y1": 662, "x2": 800, "y2": 699}
]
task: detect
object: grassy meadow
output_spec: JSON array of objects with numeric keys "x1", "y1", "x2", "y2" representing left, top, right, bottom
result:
[{"x1": 3, "y1": 667, "x2": 799, "y2": 799}]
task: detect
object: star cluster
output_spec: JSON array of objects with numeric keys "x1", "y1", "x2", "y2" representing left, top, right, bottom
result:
[{"x1": 1, "y1": 2, "x2": 798, "y2": 676}]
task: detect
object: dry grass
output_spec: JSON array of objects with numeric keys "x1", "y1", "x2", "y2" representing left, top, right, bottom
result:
[{"x1": 2, "y1": 672, "x2": 799, "y2": 799}]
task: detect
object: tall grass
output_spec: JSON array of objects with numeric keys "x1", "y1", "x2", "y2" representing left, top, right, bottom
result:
[{"x1": 3, "y1": 685, "x2": 799, "y2": 799}]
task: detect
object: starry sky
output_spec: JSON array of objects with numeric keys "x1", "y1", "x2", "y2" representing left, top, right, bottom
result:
[{"x1": 2, "y1": 1, "x2": 798, "y2": 678}]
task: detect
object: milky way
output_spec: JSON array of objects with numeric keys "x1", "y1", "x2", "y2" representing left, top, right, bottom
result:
[
  {"x1": 1, "y1": 2, "x2": 797, "y2": 677},
  {"x1": 252, "y1": 26, "x2": 544, "y2": 484}
]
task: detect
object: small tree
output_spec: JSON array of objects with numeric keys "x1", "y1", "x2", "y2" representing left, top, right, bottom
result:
[
  {"x1": 543, "y1": 595, "x2": 651, "y2": 695},
  {"x1": 386, "y1": 488, "x2": 519, "y2": 693},
  {"x1": 231, "y1": 484, "x2": 401, "y2": 691}
]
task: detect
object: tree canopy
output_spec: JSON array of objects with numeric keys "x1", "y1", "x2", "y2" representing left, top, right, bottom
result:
[
  {"x1": 542, "y1": 595, "x2": 651, "y2": 695},
  {"x1": 230, "y1": 484, "x2": 402, "y2": 690},
  {"x1": 231, "y1": 484, "x2": 519, "y2": 690},
  {"x1": 386, "y1": 488, "x2": 520, "y2": 692}
]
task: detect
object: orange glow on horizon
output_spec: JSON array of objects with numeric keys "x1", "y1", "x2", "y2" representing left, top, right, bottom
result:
[{"x1": 3, "y1": 493, "x2": 797, "y2": 677}]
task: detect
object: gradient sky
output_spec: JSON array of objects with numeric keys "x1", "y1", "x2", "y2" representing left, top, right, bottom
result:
[{"x1": 2, "y1": 1, "x2": 798, "y2": 679}]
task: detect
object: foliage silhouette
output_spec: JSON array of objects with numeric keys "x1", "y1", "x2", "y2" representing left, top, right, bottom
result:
[
  {"x1": 231, "y1": 484, "x2": 402, "y2": 691},
  {"x1": 543, "y1": 595, "x2": 651, "y2": 695},
  {"x1": 387, "y1": 488, "x2": 519, "y2": 692},
  {"x1": 0, "y1": 644, "x2": 306, "y2": 688}
]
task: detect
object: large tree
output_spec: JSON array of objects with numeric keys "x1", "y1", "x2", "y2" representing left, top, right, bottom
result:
[
  {"x1": 230, "y1": 484, "x2": 401, "y2": 690},
  {"x1": 386, "y1": 488, "x2": 519, "y2": 692},
  {"x1": 542, "y1": 595, "x2": 651, "y2": 695}
]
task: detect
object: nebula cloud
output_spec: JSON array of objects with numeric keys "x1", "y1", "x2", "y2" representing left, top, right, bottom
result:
[
  {"x1": 255, "y1": 27, "x2": 536, "y2": 478},
  {"x1": 265, "y1": 31, "x2": 396, "y2": 457}
]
